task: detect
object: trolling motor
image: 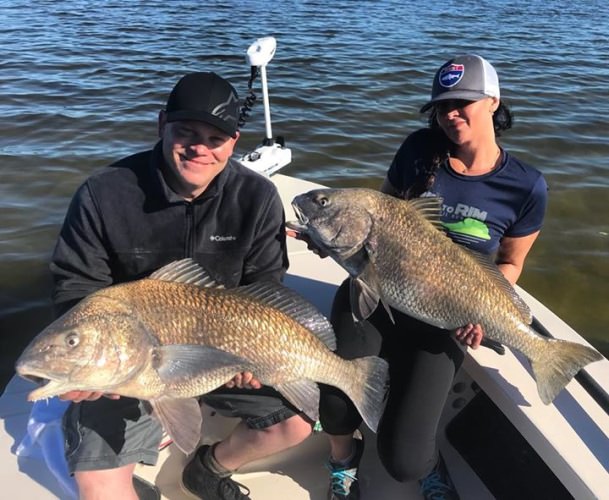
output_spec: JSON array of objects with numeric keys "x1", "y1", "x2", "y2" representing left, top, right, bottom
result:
[{"x1": 237, "y1": 36, "x2": 292, "y2": 176}]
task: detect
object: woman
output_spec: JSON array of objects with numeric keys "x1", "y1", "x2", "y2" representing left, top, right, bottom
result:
[{"x1": 317, "y1": 54, "x2": 548, "y2": 500}]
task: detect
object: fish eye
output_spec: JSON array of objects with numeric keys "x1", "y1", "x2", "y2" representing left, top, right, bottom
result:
[
  {"x1": 317, "y1": 196, "x2": 330, "y2": 207},
  {"x1": 65, "y1": 332, "x2": 80, "y2": 348}
]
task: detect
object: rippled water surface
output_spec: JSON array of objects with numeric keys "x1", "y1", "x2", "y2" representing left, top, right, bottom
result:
[{"x1": 1, "y1": 0, "x2": 608, "y2": 386}]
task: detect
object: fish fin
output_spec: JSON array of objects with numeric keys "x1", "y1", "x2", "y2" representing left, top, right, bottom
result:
[
  {"x1": 362, "y1": 243, "x2": 395, "y2": 323},
  {"x1": 409, "y1": 196, "x2": 445, "y2": 230},
  {"x1": 349, "y1": 277, "x2": 379, "y2": 321},
  {"x1": 529, "y1": 336, "x2": 603, "y2": 404},
  {"x1": 237, "y1": 281, "x2": 336, "y2": 350},
  {"x1": 149, "y1": 397, "x2": 202, "y2": 455},
  {"x1": 155, "y1": 345, "x2": 248, "y2": 391},
  {"x1": 149, "y1": 258, "x2": 224, "y2": 288},
  {"x1": 350, "y1": 270, "x2": 395, "y2": 323},
  {"x1": 336, "y1": 356, "x2": 389, "y2": 432},
  {"x1": 467, "y1": 250, "x2": 532, "y2": 323},
  {"x1": 275, "y1": 380, "x2": 320, "y2": 422}
]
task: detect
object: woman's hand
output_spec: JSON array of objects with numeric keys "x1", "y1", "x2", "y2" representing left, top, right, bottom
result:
[
  {"x1": 454, "y1": 323, "x2": 484, "y2": 349},
  {"x1": 224, "y1": 372, "x2": 262, "y2": 389}
]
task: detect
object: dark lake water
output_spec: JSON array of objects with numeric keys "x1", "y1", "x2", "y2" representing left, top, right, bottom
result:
[{"x1": 1, "y1": 0, "x2": 608, "y2": 388}]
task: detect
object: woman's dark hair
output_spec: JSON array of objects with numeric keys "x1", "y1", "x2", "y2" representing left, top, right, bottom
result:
[
  {"x1": 406, "y1": 100, "x2": 513, "y2": 199},
  {"x1": 405, "y1": 128, "x2": 450, "y2": 199}
]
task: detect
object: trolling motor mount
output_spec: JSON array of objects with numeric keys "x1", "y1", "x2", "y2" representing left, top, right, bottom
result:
[{"x1": 237, "y1": 36, "x2": 292, "y2": 176}]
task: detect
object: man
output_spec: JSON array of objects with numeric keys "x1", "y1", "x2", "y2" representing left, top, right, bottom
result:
[{"x1": 52, "y1": 72, "x2": 312, "y2": 500}]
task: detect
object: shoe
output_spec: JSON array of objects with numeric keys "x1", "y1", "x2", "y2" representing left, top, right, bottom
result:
[
  {"x1": 182, "y1": 444, "x2": 251, "y2": 500},
  {"x1": 418, "y1": 454, "x2": 460, "y2": 500},
  {"x1": 133, "y1": 475, "x2": 161, "y2": 500},
  {"x1": 326, "y1": 432, "x2": 364, "y2": 500}
]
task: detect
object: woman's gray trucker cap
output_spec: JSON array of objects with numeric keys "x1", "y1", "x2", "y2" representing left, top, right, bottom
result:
[{"x1": 420, "y1": 54, "x2": 500, "y2": 113}]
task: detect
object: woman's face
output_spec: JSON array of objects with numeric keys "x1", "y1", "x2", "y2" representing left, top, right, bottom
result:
[{"x1": 435, "y1": 97, "x2": 498, "y2": 146}]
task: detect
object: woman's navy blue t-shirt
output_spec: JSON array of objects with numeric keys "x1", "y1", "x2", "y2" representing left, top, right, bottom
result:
[{"x1": 387, "y1": 128, "x2": 548, "y2": 255}]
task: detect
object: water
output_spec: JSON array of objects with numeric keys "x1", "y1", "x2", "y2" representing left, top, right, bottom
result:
[{"x1": 1, "y1": 0, "x2": 608, "y2": 388}]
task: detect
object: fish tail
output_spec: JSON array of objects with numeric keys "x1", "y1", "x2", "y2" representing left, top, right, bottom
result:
[
  {"x1": 530, "y1": 337, "x2": 602, "y2": 404},
  {"x1": 341, "y1": 356, "x2": 389, "y2": 432}
]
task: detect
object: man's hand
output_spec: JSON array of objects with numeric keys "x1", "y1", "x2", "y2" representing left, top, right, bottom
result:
[
  {"x1": 286, "y1": 229, "x2": 329, "y2": 258},
  {"x1": 224, "y1": 372, "x2": 262, "y2": 389},
  {"x1": 454, "y1": 323, "x2": 484, "y2": 349},
  {"x1": 59, "y1": 391, "x2": 120, "y2": 403}
]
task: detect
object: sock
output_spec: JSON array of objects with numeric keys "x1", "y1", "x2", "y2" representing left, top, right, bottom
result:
[
  {"x1": 201, "y1": 443, "x2": 234, "y2": 478},
  {"x1": 330, "y1": 439, "x2": 356, "y2": 467}
]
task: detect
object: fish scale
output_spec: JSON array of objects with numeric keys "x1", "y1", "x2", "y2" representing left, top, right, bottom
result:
[
  {"x1": 15, "y1": 259, "x2": 389, "y2": 454},
  {"x1": 367, "y1": 194, "x2": 522, "y2": 335},
  {"x1": 105, "y1": 279, "x2": 345, "y2": 396},
  {"x1": 288, "y1": 187, "x2": 602, "y2": 405}
]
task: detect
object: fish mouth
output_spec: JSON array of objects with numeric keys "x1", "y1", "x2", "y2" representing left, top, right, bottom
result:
[
  {"x1": 16, "y1": 365, "x2": 56, "y2": 389},
  {"x1": 24, "y1": 376, "x2": 69, "y2": 402},
  {"x1": 15, "y1": 364, "x2": 67, "y2": 401},
  {"x1": 286, "y1": 203, "x2": 309, "y2": 232},
  {"x1": 21, "y1": 374, "x2": 49, "y2": 386}
]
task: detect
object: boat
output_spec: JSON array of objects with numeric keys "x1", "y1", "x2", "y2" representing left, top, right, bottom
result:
[{"x1": 1, "y1": 37, "x2": 608, "y2": 500}]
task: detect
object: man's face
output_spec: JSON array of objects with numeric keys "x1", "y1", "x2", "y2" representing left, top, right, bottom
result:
[{"x1": 159, "y1": 112, "x2": 239, "y2": 200}]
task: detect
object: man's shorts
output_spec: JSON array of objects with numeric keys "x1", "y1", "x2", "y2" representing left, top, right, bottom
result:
[
  {"x1": 202, "y1": 386, "x2": 300, "y2": 428},
  {"x1": 63, "y1": 387, "x2": 300, "y2": 472}
]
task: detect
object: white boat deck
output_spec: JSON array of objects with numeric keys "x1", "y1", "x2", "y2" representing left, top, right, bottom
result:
[
  {"x1": 1, "y1": 173, "x2": 608, "y2": 499},
  {"x1": 463, "y1": 285, "x2": 609, "y2": 500}
]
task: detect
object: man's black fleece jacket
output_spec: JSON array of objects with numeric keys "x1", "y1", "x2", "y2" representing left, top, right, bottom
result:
[{"x1": 50, "y1": 141, "x2": 289, "y2": 316}]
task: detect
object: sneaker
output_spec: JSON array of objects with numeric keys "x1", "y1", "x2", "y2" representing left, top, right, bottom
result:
[
  {"x1": 182, "y1": 444, "x2": 251, "y2": 500},
  {"x1": 133, "y1": 475, "x2": 160, "y2": 500},
  {"x1": 326, "y1": 432, "x2": 364, "y2": 500},
  {"x1": 418, "y1": 454, "x2": 460, "y2": 500},
  {"x1": 313, "y1": 420, "x2": 324, "y2": 433}
]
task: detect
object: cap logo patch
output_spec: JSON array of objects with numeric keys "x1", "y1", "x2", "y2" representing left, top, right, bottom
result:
[
  {"x1": 211, "y1": 92, "x2": 239, "y2": 122},
  {"x1": 439, "y1": 64, "x2": 464, "y2": 88}
]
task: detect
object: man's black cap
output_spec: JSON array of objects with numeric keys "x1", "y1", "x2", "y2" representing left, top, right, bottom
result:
[{"x1": 165, "y1": 72, "x2": 240, "y2": 137}]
